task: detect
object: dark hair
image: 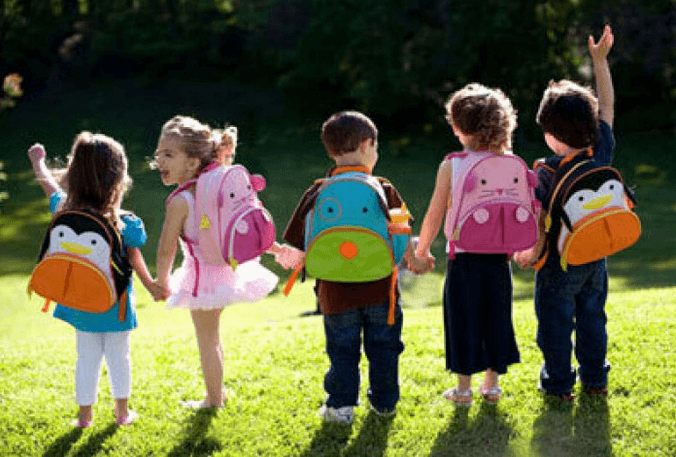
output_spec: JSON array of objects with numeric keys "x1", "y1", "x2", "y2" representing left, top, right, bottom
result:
[
  {"x1": 536, "y1": 80, "x2": 599, "y2": 149},
  {"x1": 321, "y1": 111, "x2": 378, "y2": 157},
  {"x1": 61, "y1": 131, "x2": 131, "y2": 223},
  {"x1": 445, "y1": 83, "x2": 517, "y2": 153}
]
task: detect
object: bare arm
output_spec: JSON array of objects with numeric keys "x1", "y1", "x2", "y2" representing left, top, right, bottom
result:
[
  {"x1": 415, "y1": 159, "x2": 452, "y2": 259},
  {"x1": 155, "y1": 194, "x2": 189, "y2": 290},
  {"x1": 27, "y1": 143, "x2": 61, "y2": 197},
  {"x1": 589, "y1": 24, "x2": 615, "y2": 127}
]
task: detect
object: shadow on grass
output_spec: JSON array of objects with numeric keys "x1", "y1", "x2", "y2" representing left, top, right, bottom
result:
[
  {"x1": 428, "y1": 403, "x2": 514, "y2": 457},
  {"x1": 42, "y1": 427, "x2": 83, "y2": 457},
  {"x1": 343, "y1": 411, "x2": 394, "y2": 456},
  {"x1": 166, "y1": 408, "x2": 221, "y2": 457},
  {"x1": 43, "y1": 423, "x2": 118, "y2": 457},
  {"x1": 530, "y1": 394, "x2": 611, "y2": 457},
  {"x1": 299, "y1": 420, "x2": 352, "y2": 457}
]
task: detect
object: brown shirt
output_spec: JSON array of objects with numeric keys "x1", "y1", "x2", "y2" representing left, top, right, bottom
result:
[{"x1": 282, "y1": 166, "x2": 409, "y2": 315}]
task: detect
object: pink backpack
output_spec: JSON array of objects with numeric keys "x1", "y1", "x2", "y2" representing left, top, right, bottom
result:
[
  {"x1": 167, "y1": 163, "x2": 276, "y2": 269},
  {"x1": 444, "y1": 151, "x2": 540, "y2": 258}
]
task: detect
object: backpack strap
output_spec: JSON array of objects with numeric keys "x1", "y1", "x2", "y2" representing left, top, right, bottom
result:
[{"x1": 166, "y1": 179, "x2": 197, "y2": 206}]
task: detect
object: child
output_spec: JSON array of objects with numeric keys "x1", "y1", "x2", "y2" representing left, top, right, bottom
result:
[
  {"x1": 27, "y1": 132, "x2": 159, "y2": 427},
  {"x1": 411, "y1": 83, "x2": 521, "y2": 407},
  {"x1": 514, "y1": 25, "x2": 615, "y2": 401},
  {"x1": 281, "y1": 111, "x2": 414, "y2": 424},
  {"x1": 153, "y1": 115, "x2": 282, "y2": 408}
]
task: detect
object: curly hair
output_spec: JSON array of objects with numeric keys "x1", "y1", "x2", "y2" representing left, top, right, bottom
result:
[
  {"x1": 536, "y1": 79, "x2": 599, "y2": 149},
  {"x1": 157, "y1": 115, "x2": 219, "y2": 171},
  {"x1": 445, "y1": 83, "x2": 517, "y2": 153},
  {"x1": 321, "y1": 111, "x2": 378, "y2": 157},
  {"x1": 60, "y1": 131, "x2": 131, "y2": 224}
]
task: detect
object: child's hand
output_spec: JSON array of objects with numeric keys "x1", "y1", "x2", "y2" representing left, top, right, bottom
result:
[
  {"x1": 408, "y1": 252, "x2": 435, "y2": 275},
  {"x1": 588, "y1": 24, "x2": 614, "y2": 61},
  {"x1": 513, "y1": 248, "x2": 538, "y2": 269},
  {"x1": 275, "y1": 244, "x2": 304, "y2": 270},
  {"x1": 148, "y1": 279, "x2": 171, "y2": 301},
  {"x1": 27, "y1": 143, "x2": 46, "y2": 164}
]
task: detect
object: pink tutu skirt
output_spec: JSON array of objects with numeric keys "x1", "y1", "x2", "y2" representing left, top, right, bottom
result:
[{"x1": 166, "y1": 256, "x2": 278, "y2": 310}]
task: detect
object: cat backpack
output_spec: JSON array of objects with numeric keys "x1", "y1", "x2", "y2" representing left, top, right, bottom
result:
[
  {"x1": 444, "y1": 151, "x2": 540, "y2": 258},
  {"x1": 27, "y1": 210, "x2": 133, "y2": 321},
  {"x1": 535, "y1": 150, "x2": 641, "y2": 271},
  {"x1": 167, "y1": 163, "x2": 276, "y2": 271},
  {"x1": 283, "y1": 167, "x2": 411, "y2": 324}
]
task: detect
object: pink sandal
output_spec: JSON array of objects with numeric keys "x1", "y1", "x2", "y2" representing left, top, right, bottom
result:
[
  {"x1": 115, "y1": 410, "x2": 138, "y2": 426},
  {"x1": 72, "y1": 419, "x2": 93, "y2": 428}
]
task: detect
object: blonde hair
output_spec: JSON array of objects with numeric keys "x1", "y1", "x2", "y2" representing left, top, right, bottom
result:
[
  {"x1": 445, "y1": 83, "x2": 517, "y2": 153},
  {"x1": 213, "y1": 125, "x2": 238, "y2": 165},
  {"x1": 158, "y1": 115, "x2": 219, "y2": 171}
]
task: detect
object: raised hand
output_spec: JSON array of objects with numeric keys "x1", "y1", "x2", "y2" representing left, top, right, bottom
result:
[{"x1": 588, "y1": 24, "x2": 614, "y2": 61}]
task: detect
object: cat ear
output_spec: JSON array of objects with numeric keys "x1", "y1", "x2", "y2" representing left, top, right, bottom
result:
[
  {"x1": 250, "y1": 174, "x2": 266, "y2": 191},
  {"x1": 464, "y1": 173, "x2": 476, "y2": 192}
]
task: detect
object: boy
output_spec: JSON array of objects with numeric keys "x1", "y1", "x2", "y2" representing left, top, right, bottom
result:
[
  {"x1": 281, "y1": 111, "x2": 413, "y2": 424},
  {"x1": 515, "y1": 25, "x2": 615, "y2": 401}
]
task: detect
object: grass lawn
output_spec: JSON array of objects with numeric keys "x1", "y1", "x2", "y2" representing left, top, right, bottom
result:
[{"x1": 1, "y1": 80, "x2": 675, "y2": 456}]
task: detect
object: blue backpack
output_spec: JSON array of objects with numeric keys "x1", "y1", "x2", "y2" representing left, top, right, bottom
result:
[{"x1": 283, "y1": 170, "x2": 411, "y2": 324}]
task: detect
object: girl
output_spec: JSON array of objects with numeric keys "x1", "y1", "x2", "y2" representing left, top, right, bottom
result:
[
  {"x1": 153, "y1": 115, "x2": 282, "y2": 408},
  {"x1": 411, "y1": 83, "x2": 521, "y2": 407},
  {"x1": 28, "y1": 133, "x2": 160, "y2": 427}
]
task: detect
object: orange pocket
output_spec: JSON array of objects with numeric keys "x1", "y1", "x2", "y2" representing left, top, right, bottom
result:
[
  {"x1": 560, "y1": 209, "x2": 641, "y2": 269},
  {"x1": 29, "y1": 255, "x2": 116, "y2": 313}
]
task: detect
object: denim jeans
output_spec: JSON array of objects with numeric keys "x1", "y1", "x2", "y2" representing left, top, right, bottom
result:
[
  {"x1": 535, "y1": 256, "x2": 611, "y2": 394},
  {"x1": 323, "y1": 300, "x2": 404, "y2": 411}
]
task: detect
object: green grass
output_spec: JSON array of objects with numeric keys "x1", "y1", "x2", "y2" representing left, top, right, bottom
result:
[{"x1": 1, "y1": 79, "x2": 675, "y2": 456}]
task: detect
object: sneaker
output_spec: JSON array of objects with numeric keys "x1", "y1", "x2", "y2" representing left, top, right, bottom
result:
[
  {"x1": 318, "y1": 404, "x2": 354, "y2": 424},
  {"x1": 369, "y1": 402, "x2": 396, "y2": 417}
]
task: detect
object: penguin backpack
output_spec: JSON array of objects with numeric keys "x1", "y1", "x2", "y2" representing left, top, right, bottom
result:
[
  {"x1": 283, "y1": 169, "x2": 411, "y2": 324},
  {"x1": 536, "y1": 150, "x2": 641, "y2": 271},
  {"x1": 28, "y1": 210, "x2": 133, "y2": 321},
  {"x1": 444, "y1": 151, "x2": 540, "y2": 258},
  {"x1": 166, "y1": 162, "x2": 276, "y2": 270}
]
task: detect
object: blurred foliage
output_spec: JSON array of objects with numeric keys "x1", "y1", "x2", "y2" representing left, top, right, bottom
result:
[
  {"x1": 0, "y1": 0, "x2": 674, "y2": 136},
  {"x1": 1, "y1": 72, "x2": 23, "y2": 206}
]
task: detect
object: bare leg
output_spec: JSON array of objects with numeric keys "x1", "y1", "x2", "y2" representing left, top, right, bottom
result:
[
  {"x1": 78, "y1": 405, "x2": 93, "y2": 424},
  {"x1": 190, "y1": 308, "x2": 225, "y2": 407}
]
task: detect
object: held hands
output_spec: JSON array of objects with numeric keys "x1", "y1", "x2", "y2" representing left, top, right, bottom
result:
[
  {"x1": 513, "y1": 247, "x2": 539, "y2": 269},
  {"x1": 274, "y1": 243, "x2": 305, "y2": 270},
  {"x1": 27, "y1": 143, "x2": 46, "y2": 164},
  {"x1": 407, "y1": 251, "x2": 435, "y2": 275},
  {"x1": 589, "y1": 24, "x2": 614, "y2": 61},
  {"x1": 147, "y1": 279, "x2": 171, "y2": 302}
]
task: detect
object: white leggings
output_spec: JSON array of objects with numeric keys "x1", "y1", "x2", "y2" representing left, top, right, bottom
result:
[{"x1": 75, "y1": 330, "x2": 131, "y2": 406}]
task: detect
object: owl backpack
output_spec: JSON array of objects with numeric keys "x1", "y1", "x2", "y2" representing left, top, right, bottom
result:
[
  {"x1": 535, "y1": 150, "x2": 641, "y2": 271},
  {"x1": 444, "y1": 151, "x2": 540, "y2": 258},
  {"x1": 167, "y1": 163, "x2": 276, "y2": 273},
  {"x1": 28, "y1": 210, "x2": 133, "y2": 321},
  {"x1": 283, "y1": 167, "x2": 411, "y2": 324}
]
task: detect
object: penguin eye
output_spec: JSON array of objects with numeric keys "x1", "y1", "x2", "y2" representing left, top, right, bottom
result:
[
  {"x1": 91, "y1": 239, "x2": 97, "y2": 246},
  {"x1": 578, "y1": 196, "x2": 584, "y2": 202},
  {"x1": 609, "y1": 184, "x2": 615, "y2": 190},
  {"x1": 58, "y1": 231, "x2": 65, "y2": 238},
  {"x1": 481, "y1": 179, "x2": 487, "y2": 185}
]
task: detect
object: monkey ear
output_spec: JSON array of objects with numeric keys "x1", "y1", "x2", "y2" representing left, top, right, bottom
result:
[
  {"x1": 464, "y1": 173, "x2": 476, "y2": 192},
  {"x1": 250, "y1": 174, "x2": 266, "y2": 192}
]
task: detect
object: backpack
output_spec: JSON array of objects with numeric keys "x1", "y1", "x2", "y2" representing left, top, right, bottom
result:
[
  {"x1": 167, "y1": 163, "x2": 276, "y2": 270},
  {"x1": 283, "y1": 169, "x2": 411, "y2": 325},
  {"x1": 535, "y1": 150, "x2": 641, "y2": 271},
  {"x1": 28, "y1": 209, "x2": 133, "y2": 321},
  {"x1": 444, "y1": 151, "x2": 540, "y2": 258}
]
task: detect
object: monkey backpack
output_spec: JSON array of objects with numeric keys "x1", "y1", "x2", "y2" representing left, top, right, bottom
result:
[
  {"x1": 28, "y1": 210, "x2": 133, "y2": 321},
  {"x1": 535, "y1": 150, "x2": 641, "y2": 271},
  {"x1": 444, "y1": 151, "x2": 540, "y2": 258}
]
